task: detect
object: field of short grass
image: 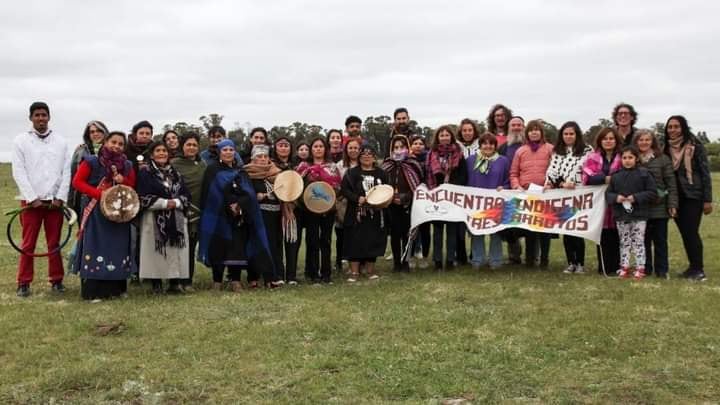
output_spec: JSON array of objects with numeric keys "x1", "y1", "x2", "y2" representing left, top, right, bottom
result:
[{"x1": 0, "y1": 163, "x2": 718, "y2": 404}]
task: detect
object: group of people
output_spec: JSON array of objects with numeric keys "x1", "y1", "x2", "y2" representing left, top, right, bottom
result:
[{"x1": 11, "y1": 101, "x2": 713, "y2": 299}]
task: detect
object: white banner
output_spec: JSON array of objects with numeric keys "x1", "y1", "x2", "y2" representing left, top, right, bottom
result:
[{"x1": 411, "y1": 184, "x2": 608, "y2": 244}]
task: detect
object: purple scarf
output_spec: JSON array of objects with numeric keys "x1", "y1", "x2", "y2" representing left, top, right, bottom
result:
[
  {"x1": 98, "y1": 146, "x2": 129, "y2": 181},
  {"x1": 528, "y1": 140, "x2": 542, "y2": 152}
]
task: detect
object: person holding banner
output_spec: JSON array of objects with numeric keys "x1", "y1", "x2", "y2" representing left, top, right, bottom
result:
[
  {"x1": 465, "y1": 133, "x2": 510, "y2": 270},
  {"x1": 382, "y1": 134, "x2": 423, "y2": 272},
  {"x1": 342, "y1": 144, "x2": 388, "y2": 281},
  {"x1": 606, "y1": 146, "x2": 657, "y2": 279},
  {"x1": 663, "y1": 115, "x2": 713, "y2": 281},
  {"x1": 296, "y1": 137, "x2": 342, "y2": 284},
  {"x1": 545, "y1": 121, "x2": 593, "y2": 274},
  {"x1": 409, "y1": 135, "x2": 431, "y2": 268},
  {"x1": 455, "y1": 119, "x2": 482, "y2": 265},
  {"x1": 582, "y1": 127, "x2": 623, "y2": 276},
  {"x1": 509, "y1": 120, "x2": 554, "y2": 268},
  {"x1": 633, "y1": 129, "x2": 678, "y2": 279},
  {"x1": 71, "y1": 131, "x2": 136, "y2": 300},
  {"x1": 426, "y1": 125, "x2": 467, "y2": 270},
  {"x1": 498, "y1": 116, "x2": 525, "y2": 265}
]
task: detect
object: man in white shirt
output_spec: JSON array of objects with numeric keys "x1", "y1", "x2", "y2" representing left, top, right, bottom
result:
[{"x1": 11, "y1": 102, "x2": 71, "y2": 297}]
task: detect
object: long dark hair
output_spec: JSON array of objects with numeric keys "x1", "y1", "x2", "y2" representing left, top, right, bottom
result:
[
  {"x1": 555, "y1": 121, "x2": 587, "y2": 156},
  {"x1": 308, "y1": 136, "x2": 331, "y2": 163},
  {"x1": 663, "y1": 115, "x2": 695, "y2": 156},
  {"x1": 487, "y1": 104, "x2": 513, "y2": 134}
]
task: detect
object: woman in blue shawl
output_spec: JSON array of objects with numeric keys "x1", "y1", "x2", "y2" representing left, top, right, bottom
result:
[{"x1": 198, "y1": 139, "x2": 273, "y2": 292}]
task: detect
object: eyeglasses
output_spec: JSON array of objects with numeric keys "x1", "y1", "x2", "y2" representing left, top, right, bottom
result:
[{"x1": 617, "y1": 111, "x2": 632, "y2": 116}]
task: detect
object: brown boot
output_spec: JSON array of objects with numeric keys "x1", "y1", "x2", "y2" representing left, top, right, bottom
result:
[{"x1": 230, "y1": 281, "x2": 243, "y2": 293}]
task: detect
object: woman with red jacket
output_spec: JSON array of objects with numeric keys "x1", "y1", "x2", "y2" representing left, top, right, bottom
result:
[{"x1": 71, "y1": 131, "x2": 136, "y2": 300}]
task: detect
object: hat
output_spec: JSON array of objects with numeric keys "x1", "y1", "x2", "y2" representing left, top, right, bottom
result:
[
  {"x1": 217, "y1": 139, "x2": 236, "y2": 151},
  {"x1": 251, "y1": 144, "x2": 270, "y2": 159}
]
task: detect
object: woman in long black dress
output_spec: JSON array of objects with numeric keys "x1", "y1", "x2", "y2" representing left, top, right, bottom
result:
[{"x1": 341, "y1": 144, "x2": 388, "y2": 282}]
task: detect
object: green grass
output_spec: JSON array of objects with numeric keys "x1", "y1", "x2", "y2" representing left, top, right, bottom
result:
[{"x1": 0, "y1": 163, "x2": 719, "y2": 404}]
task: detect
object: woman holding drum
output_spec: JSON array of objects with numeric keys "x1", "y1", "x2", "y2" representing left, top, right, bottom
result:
[
  {"x1": 71, "y1": 131, "x2": 137, "y2": 300},
  {"x1": 341, "y1": 144, "x2": 389, "y2": 282},
  {"x1": 296, "y1": 137, "x2": 342, "y2": 284}
]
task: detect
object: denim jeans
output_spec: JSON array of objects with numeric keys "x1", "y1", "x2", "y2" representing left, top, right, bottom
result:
[{"x1": 471, "y1": 233, "x2": 503, "y2": 268}]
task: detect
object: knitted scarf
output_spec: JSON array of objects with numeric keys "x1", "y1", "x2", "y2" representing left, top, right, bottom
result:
[
  {"x1": 426, "y1": 143, "x2": 461, "y2": 189},
  {"x1": 380, "y1": 156, "x2": 423, "y2": 192},
  {"x1": 98, "y1": 146, "x2": 129, "y2": 181},
  {"x1": 668, "y1": 136, "x2": 695, "y2": 185}
]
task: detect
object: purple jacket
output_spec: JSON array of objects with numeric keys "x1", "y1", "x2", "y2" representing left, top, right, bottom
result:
[{"x1": 466, "y1": 154, "x2": 511, "y2": 189}]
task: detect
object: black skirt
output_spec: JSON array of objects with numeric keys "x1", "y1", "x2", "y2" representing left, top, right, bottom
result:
[{"x1": 81, "y1": 279, "x2": 127, "y2": 300}]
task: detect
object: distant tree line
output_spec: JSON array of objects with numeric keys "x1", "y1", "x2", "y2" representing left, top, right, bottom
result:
[{"x1": 160, "y1": 113, "x2": 717, "y2": 169}]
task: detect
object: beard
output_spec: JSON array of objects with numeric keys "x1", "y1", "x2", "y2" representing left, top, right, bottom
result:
[
  {"x1": 395, "y1": 123, "x2": 410, "y2": 134},
  {"x1": 507, "y1": 131, "x2": 524, "y2": 145}
]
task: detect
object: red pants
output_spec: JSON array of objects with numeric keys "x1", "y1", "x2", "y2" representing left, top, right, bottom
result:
[{"x1": 17, "y1": 202, "x2": 64, "y2": 285}]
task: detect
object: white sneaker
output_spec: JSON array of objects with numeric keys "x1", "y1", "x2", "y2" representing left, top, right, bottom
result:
[
  {"x1": 368, "y1": 274, "x2": 380, "y2": 280},
  {"x1": 385, "y1": 253, "x2": 393, "y2": 261},
  {"x1": 409, "y1": 258, "x2": 417, "y2": 269},
  {"x1": 563, "y1": 264, "x2": 576, "y2": 274},
  {"x1": 418, "y1": 258, "x2": 429, "y2": 269},
  {"x1": 574, "y1": 265, "x2": 585, "y2": 274},
  {"x1": 414, "y1": 251, "x2": 423, "y2": 260}
]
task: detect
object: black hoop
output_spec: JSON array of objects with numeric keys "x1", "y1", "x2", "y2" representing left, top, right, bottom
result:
[{"x1": 5, "y1": 205, "x2": 75, "y2": 258}]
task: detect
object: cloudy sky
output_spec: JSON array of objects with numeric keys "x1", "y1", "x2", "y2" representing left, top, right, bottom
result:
[{"x1": 1, "y1": 0, "x2": 718, "y2": 160}]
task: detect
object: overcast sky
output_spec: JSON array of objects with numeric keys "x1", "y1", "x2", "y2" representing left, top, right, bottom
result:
[{"x1": 1, "y1": 0, "x2": 719, "y2": 160}]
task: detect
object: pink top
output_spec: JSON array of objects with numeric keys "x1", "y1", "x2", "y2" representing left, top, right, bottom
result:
[{"x1": 509, "y1": 143, "x2": 554, "y2": 189}]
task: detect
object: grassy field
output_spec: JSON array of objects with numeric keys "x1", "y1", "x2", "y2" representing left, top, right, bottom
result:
[{"x1": 0, "y1": 163, "x2": 718, "y2": 404}]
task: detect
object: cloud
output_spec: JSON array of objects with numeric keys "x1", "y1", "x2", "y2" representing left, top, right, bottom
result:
[{"x1": 1, "y1": 0, "x2": 719, "y2": 161}]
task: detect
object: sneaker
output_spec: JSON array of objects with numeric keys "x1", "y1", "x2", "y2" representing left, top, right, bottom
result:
[
  {"x1": 633, "y1": 268, "x2": 646, "y2": 280},
  {"x1": 368, "y1": 274, "x2": 380, "y2": 280},
  {"x1": 409, "y1": 258, "x2": 417, "y2": 269},
  {"x1": 385, "y1": 253, "x2": 393, "y2": 261},
  {"x1": 287, "y1": 280, "x2": 298, "y2": 286},
  {"x1": 618, "y1": 267, "x2": 631, "y2": 278},
  {"x1": 51, "y1": 282, "x2": 66, "y2": 293},
  {"x1": 418, "y1": 258, "x2": 429, "y2": 269},
  {"x1": 414, "y1": 251, "x2": 423, "y2": 260},
  {"x1": 16, "y1": 284, "x2": 30, "y2": 298},
  {"x1": 347, "y1": 276, "x2": 358, "y2": 283},
  {"x1": 275, "y1": 280, "x2": 285, "y2": 286},
  {"x1": 687, "y1": 270, "x2": 707, "y2": 282},
  {"x1": 574, "y1": 265, "x2": 585, "y2": 274},
  {"x1": 563, "y1": 264, "x2": 576, "y2": 274}
]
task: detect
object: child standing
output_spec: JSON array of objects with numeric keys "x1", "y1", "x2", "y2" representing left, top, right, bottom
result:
[{"x1": 606, "y1": 146, "x2": 657, "y2": 279}]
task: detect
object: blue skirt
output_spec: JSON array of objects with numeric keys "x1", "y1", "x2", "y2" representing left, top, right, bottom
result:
[{"x1": 75, "y1": 205, "x2": 136, "y2": 281}]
